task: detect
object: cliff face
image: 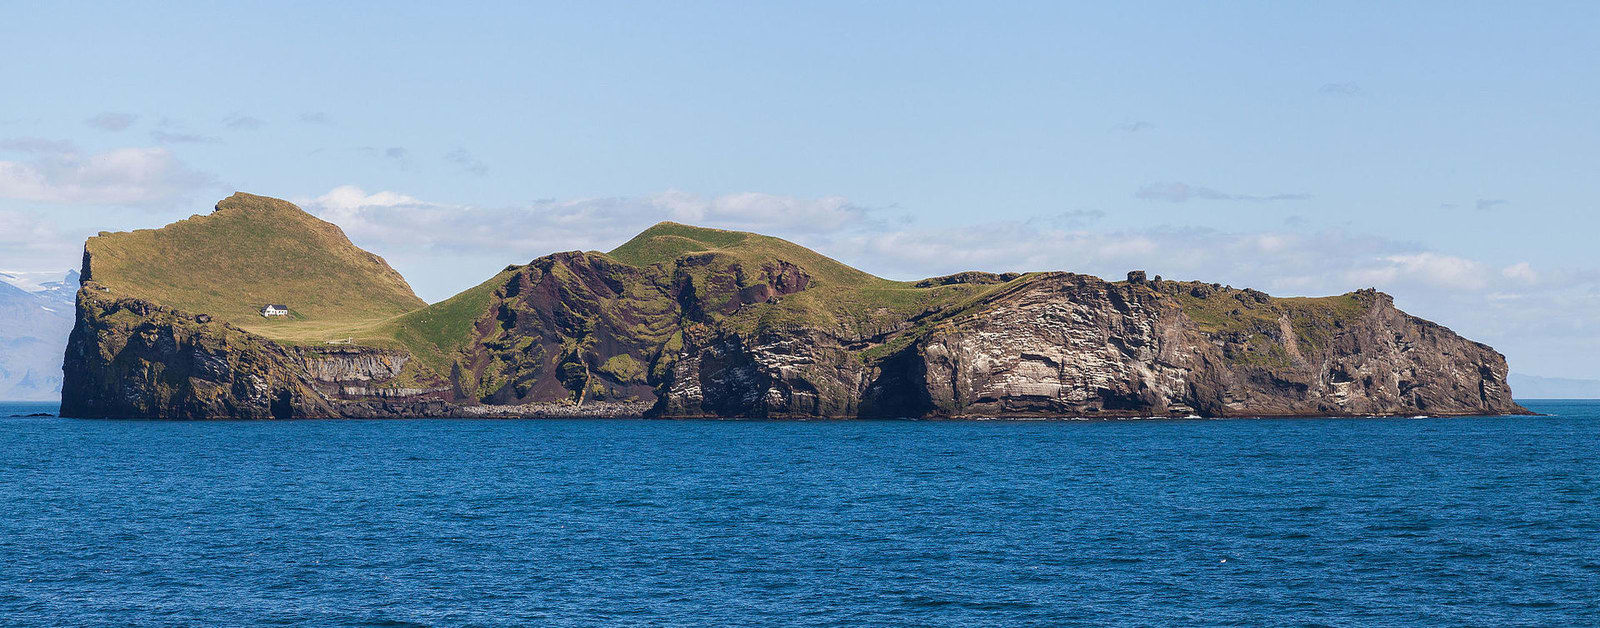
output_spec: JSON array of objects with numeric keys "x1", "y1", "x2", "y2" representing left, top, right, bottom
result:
[
  {"x1": 61, "y1": 287, "x2": 452, "y2": 419},
  {"x1": 658, "y1": 274, "x2": 1524, "y2": 419},
  {"x1": 62, "y1": 287, "x2": 329, "y2": 419},
  {"x1": 61, "y1": 194, "x2": 1528, "y2": 419}
]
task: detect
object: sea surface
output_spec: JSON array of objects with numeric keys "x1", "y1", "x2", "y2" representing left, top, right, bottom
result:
[{"x1": 1, "y1": 401, "x2": 1596, "y2": 626}]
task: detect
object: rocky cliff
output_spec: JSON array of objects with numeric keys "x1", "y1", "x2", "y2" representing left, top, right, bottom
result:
[{"x1": 61, "y1": 194, "x2": 1528, "y2": 419}]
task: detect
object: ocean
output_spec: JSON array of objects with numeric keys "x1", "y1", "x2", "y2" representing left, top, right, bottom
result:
[{"x1": 1, "y1": 401, "x2": 1595, "y2": 626}]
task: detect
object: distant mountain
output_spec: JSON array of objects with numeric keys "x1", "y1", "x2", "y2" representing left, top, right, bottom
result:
[
  {"x1": 35, "y1": 270, "x2": 80, "y2": 306},
  {"x1": 0, "y1": 272, "x2": 77, "y2": 401},
  {"x1": 1509, "y1": 374, "x2": 1600, "y2": 399}
]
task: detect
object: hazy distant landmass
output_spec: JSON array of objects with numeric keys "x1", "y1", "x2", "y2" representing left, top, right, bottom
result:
[
  {"x1": 1508, "y1": 374, "x2": 1600, "y2": 399},
  {"x1": 0, "y1": 271, "x2": 76, "y2": 401},
  {"x1": 60, "y1": 193, "x2": 1527, "y2": 419}
]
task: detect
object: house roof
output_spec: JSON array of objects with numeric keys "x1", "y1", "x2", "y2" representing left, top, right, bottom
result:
[{"x1": 263, "y1": 304, "x2": 288, "y2": 310}]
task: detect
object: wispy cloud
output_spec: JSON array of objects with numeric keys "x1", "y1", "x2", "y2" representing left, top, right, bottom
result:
[
  {"x1": 1, "y1": 138, "x2": 79, "y2": 154},
  {"x1": 298, "y1": 111, "x2": 331, "y2": 124},
  {"x1": 1476, "y1": 198, "x2": 1508, "y2": 211},
  {"x1": 1135, "y1": 181, "x2": 1311, "y2": 203},
  {"x1": 444, "y1": 149, "x2": 488, "y2": 176},
  {"x1": 1114, "y1": 121, "x2": 1154, "y2": 133},
  {"x1": 383, "y1": 147, "x2": 411, "y2": 169},
  {"x1": 223, "y1": 115, "x2": 265, "y2": 130},
  {"x1": 1319, "y1": 82, "x2": 1363, "y2": 96},
  {"x1": 150, "y1": 130, "x2": 221, "y2": 144},
  {"x1": 344, "y1": 146, "x2": 413, "y2": 168},
  {"x1": 85, "y1": 112, "x2": 138, "y2": 132},
  {"x1": 1050, "y1": 209, "x2": 1106, "y2": 227}
]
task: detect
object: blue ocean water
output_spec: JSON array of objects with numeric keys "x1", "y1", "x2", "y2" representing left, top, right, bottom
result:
[{"x1": 0, "y1": 402, "x2": 1596, "y2": 626}]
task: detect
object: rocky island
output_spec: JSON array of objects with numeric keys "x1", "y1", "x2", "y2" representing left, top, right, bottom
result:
[{"x1": 61, "y1": 193, "x2": 1528, "y2": 419}]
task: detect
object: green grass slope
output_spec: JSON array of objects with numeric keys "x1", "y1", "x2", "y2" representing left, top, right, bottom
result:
[
  {"x1": 83, "y1": 193, "x2": 425, "y2": 336},
  {"x1": 377, "y1": 267, "x2": 517, "y2": 371}
]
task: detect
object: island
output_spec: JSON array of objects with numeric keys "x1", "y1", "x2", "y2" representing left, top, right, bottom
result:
[{"x1": 61, "y1": 193, "x2": 1528, "y2": 419}]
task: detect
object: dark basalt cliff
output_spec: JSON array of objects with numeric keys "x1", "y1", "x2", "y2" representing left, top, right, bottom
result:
[{"x1": 61, "y1": 194, "x2": 1528, "y2": 420}]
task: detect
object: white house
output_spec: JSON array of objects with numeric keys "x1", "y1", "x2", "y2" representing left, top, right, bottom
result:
[{"x1": 260, "y1": 304, "x2": 289, "y2": 318}]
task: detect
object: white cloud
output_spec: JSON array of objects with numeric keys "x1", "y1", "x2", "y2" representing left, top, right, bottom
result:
[
  {"x1": 1501, "y1": 261, "x2": 1538, "y2": 283},
  {"x1": 0, "y1": 211, "x2": 81, "y2": 273},
  {"x1": 1350, "y1": 253, "x2": 1488, "y2": 291},
  {"x1": 0, "y1": 141, "x2": 216, "y2": 205},
  {"x1": 1254, "y1": 234, "x2": 1291, "y2": 253},
  {"x1": 649, "y1": 189, "x2": 869, "y2": 234},
  {"x1": 313, "y1": 185, "x2": 425, "y2": 212}
]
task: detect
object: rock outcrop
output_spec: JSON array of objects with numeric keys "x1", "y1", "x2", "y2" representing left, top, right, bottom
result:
[
  {"x1": 653, "y1": 274, "x2": 1522, "y2": 419},
  {"x1": 61, "y1": 194, "x2": 1529, "y2": 419}
]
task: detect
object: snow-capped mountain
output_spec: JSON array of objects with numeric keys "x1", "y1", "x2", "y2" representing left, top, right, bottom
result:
[{"x1": 0, "y1": 271, "x2": 77, "y2": 401}]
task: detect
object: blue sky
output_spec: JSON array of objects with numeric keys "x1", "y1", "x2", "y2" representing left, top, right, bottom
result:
[{"x1": 1, "y1": 1, "x2": 1596, "y2": 377}]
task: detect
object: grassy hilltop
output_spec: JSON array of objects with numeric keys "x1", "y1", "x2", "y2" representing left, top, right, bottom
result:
[
  {"x1": 607, "y1": 221, "x2": 1020, "y2": 336},
  {"x1": 84, "y1": 193, "x2": 425, "y2": 331}
]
